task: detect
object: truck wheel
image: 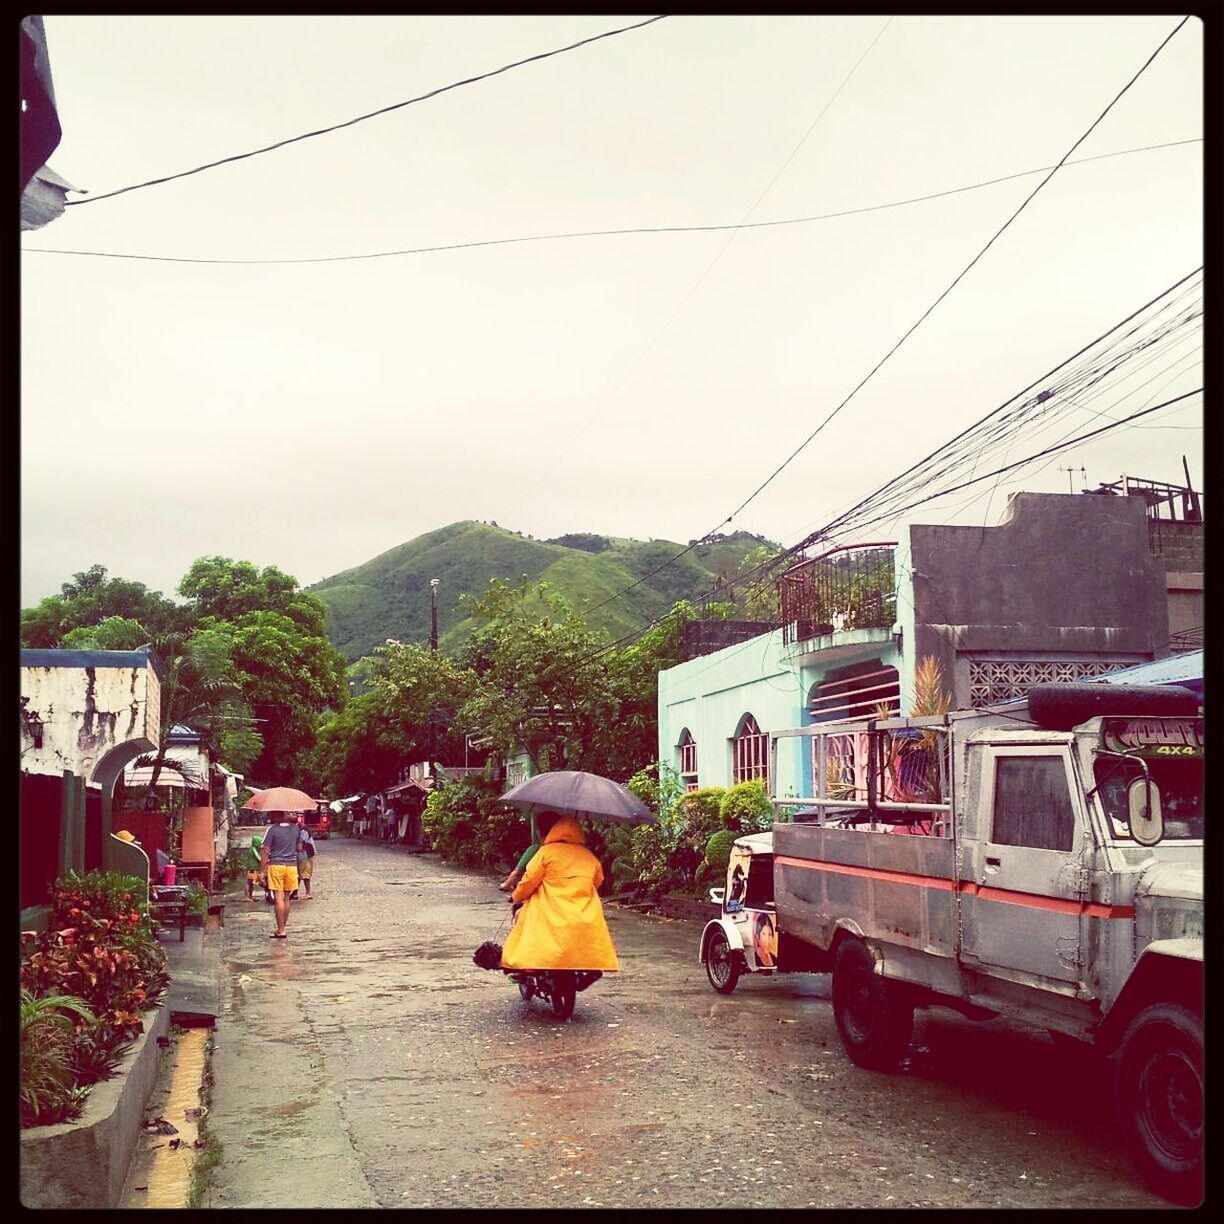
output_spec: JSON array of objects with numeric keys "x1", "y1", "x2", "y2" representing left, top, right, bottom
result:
[
  {"x1": 1115, "y1": 1003, "x2": 1202, "y2": 1205},
  {"x1": 832, "y1": 938, "x2": 913, "y2": 1072},
  {"x1": 705, "y1": 930, "x2": 741, "y2": 994}
]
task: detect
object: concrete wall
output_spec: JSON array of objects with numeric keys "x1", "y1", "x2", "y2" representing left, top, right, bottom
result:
[
  {"x1": 20, "y1": 1003, "x2": 170, "y2": 1208},
  {"x1": 20, "y1": 649, "x2": 162, "y2": 783},
  {"x1": 905, "y1": 492, "x2": 1168, "y2": 707}
]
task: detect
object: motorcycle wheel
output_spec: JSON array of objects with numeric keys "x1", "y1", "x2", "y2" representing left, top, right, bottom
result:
[{"x1": 549, "y1": 972, "x2": 576, "y2": 1020}]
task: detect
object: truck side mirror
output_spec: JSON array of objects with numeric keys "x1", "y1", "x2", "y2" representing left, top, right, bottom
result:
[{"x1": 1127, "y1": 776, "x2": 1164, "y2": 847}]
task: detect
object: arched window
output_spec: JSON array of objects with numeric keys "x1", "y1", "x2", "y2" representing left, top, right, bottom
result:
[
  {"x1": 677, "y1": 729, "x2": 698, "y2": 790},
  {"x1": 731, "y1": 714, "x2": 769, "y2": 787}
]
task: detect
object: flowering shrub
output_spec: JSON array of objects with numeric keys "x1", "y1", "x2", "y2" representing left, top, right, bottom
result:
[{"x1": 20, "y1": 871, "x2": 170, "y2": 1127}]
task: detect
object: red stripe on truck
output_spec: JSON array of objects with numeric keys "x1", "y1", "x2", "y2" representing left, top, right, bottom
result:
[{"x1": 774, "y1": 854, "x2": 1134, "y2": 919}]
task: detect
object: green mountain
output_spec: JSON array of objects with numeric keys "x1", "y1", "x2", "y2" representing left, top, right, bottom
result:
[{"x1": 308, "y1": 521, "x2": 776, "y2": 661}]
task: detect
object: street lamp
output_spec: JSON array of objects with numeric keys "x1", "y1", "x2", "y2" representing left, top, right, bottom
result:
[{"x1": 429, "y1": 578, "x2": 440, "y2": 652}]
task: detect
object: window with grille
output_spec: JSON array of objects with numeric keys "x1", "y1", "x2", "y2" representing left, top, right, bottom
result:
[
  {"x1": 678, "y1": 730, "x2": 697, "y2": 773},
  {"x1": 677, "y1": 729, "x2": 698, "y2": 787},
  {"x1": 731, "y1": 715, "x2": 769, "y2": 787}
]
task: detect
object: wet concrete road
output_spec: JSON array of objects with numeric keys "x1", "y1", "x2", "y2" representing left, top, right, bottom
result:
[{"x1": 206, "y1": 837, "x2": 1164, "y2": 1209}]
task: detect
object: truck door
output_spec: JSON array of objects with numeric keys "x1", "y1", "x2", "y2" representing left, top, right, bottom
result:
[{"x1": 960, "y1": 745, "x2": 1086, "y2": 989}]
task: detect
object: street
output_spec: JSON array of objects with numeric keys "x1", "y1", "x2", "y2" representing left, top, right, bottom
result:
[{"x1": 205, "y1": 836, "x2": 1163, "y2": 1209}]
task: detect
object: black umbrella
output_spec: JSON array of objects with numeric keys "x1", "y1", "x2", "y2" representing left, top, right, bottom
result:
[{"x1": 500, "y1": 770, "x2": 656, "y2": 826}]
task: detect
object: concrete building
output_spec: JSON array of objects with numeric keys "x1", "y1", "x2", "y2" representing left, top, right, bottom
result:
[
  {"x1": 658, "y1": 489, "x2": 1196, "y2": 803},
  {"x1": 20, "y1": 647, "x2": 163, "y2": 917}
]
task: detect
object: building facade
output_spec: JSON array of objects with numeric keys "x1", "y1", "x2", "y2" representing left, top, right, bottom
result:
[{"x1": 658, "y1": 491, "x2": 1184, "y2": 805}]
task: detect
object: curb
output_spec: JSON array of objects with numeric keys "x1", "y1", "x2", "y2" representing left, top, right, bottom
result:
[{"x1": 20, "y1": 1003, "x2": 171, "y2": 1209}]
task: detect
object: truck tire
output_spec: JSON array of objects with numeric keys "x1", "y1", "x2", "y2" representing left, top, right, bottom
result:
[
  {"x1": 1115, "y1": 1003, "x2": 1203, "y2": 1205},
  {"x1": 832, "y1": 938, "x2": 913, "y2": 1072}
]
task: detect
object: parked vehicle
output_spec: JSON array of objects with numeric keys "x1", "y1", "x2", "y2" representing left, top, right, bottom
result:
[
  {"x1": 303, "y1": 803, "x2": 331, "y2": 840},
  {"x1": 698, "y1": 683, "x2": 1202, "y2": 1204}
]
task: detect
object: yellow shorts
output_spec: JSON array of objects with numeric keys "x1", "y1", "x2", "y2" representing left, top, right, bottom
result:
[{"x1": 265, "y1": 864, "x2": 299, "y2": 893}]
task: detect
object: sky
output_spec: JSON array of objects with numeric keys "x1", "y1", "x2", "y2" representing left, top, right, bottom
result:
[{"x1": 20, "y1": 14, "x2": 1203, "y2": 609}]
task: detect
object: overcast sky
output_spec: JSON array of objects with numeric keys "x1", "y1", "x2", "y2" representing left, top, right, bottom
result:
[{"x1": 21, "y1": 14, "x2": 1202, "y2": 608}]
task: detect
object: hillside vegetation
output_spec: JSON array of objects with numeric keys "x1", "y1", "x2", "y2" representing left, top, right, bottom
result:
[{"x1": 308, "y1": 521, "x2": 776, "y2": 661}]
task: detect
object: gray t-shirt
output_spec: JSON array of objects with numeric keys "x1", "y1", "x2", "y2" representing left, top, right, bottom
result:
[{"x1": 262, "y1": 821, "x2": 301, "y2": 866}]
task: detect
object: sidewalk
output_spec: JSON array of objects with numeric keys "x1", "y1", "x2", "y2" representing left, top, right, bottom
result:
[{"x1": 162, "y1": 914, "x2": 225, "y2": 1024}]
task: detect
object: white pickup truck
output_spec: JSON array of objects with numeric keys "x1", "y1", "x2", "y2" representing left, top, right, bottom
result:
[{"x1": 699, "y1": 683, "x2": 1202, "y2": 1204}]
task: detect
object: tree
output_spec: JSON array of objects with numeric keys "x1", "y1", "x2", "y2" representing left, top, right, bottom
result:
[
  {"x1": 365, "y1": 642, "x2": 475, "y2": 772},
  {"x1": 210, "y1": 609, "x2": 347, "y2": 784},
  {"x1": 21, "y1": 565, "x2": 186, "y2": 648},
  {"x1": 178, "y1": 557, "x2": 330, "y2": 637},
  {"x1": 459, "y1": 579, "x2": 619, "y2": 775},
  {"x1": 602, "y1": 600, "x2": 703, "y2": 779},
  {"x1": 304, "y1": 693, "x2": 398, "y2": 797},
  {"x1": 60, "y1": 616, "x2": 148, "y2": 651}
]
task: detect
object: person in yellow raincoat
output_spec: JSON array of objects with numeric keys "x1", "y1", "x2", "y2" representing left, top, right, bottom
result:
[{"x1": 500, "y1": 811, "x2": 619, "y2": 972}]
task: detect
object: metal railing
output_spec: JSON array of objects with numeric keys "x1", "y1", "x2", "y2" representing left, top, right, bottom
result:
[{"x1": 778, "y1": 543, "x2": 897, "y2": 646}]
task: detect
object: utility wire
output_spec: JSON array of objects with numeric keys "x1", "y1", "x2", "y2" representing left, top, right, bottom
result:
[
  {"x1": 516, "y1": 16, "x2": 894, "y2": 607},
  {"x1": 64, "y1": 16, "x2": 668, "y2": 207},
  {"x1": 593, "y1": 386, "x2": 1200, "y2": 659},
  {"x1": 593, "y1": 265, "x2": 1201, "y2": 649},
  {"x1": 708, "y1": 14, "x2": 1190, "y2": 536},
  {"x1": 26, "y1": 138, "x2": 1199, "y2": 264}
]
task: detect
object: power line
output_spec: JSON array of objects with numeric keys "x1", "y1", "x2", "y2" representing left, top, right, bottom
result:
[
  {"x1": 708, "y1": 14, "x2": 1190, "y2": 536},
  {"x1": 64, "y1": 16, "x2": 669, "y2": 208},
  {"x1": 593, "y1": 263, "x2": 1201, "y2": 651},
  {"x1": 26, "y1": 138, "x2": 1200, "y2": 265},
  {"x1": 513, "y1": 16, "x2": 894, "y2": 600}
]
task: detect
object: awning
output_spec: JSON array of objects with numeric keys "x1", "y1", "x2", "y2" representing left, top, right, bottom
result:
[{"x1": 383, "y1": 779, "x2": 430, "y2": 797}]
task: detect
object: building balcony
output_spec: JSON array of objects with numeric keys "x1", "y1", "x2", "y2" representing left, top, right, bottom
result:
[{"x1": 778, "y1": 543, "x2": 897, "y2": 649}]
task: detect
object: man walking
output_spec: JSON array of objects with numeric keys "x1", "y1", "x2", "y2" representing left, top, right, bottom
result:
[{"x1": 260, "y1": 810, "x2": 302, "y2": 939}]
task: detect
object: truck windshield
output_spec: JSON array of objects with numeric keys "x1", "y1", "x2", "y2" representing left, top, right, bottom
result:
[{"x1": 1092, "y1": 755, "x2": 1204, "y2": 841}]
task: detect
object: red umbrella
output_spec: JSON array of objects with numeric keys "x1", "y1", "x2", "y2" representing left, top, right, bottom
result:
[{"x1": 242, "y1": 786, "x2": 317, "y2": 813}]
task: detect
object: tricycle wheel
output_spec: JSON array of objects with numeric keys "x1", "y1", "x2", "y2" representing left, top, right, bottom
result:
[
  {"x1": 549, "y1": 972, "x2": 576, "y2": 1020},
  {"x1": 705, "y1": 929, "x2": 741, "y2": 994},
  {"x1": 832, "y1": 937, "x2": 912, "y2": 1072}
]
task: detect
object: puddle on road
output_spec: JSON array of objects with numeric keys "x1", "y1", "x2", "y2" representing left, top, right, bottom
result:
[{"x1": 251, "y1": 1098, "x2": 312, "y2": 1119}]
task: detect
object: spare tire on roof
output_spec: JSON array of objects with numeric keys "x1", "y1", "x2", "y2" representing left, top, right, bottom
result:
[{"x1": 1027, "y1": 683, "x2": 1199, "y2": 731}]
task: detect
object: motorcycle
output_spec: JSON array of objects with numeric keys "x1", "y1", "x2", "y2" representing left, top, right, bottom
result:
[
  {"x1": 472, "y1": 896, "x2": 602, "y2": 1020},
  {"x1": 506, "y1": 967, "x2": 602, "y2": 1020}
]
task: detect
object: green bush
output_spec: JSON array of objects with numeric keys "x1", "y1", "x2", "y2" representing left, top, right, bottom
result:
[
  {"x1": 704, "y1": 828, "x2": 739, "y2": 877},
  {"x1": 422, "y1": 778, "x2": 533, "y2": 870},
  {"x1": 677, "y1": 787, "x2": 726, "y2": 841},
  {"x1": 720, "y1": 780, "x2": 773, "y2": 832}
]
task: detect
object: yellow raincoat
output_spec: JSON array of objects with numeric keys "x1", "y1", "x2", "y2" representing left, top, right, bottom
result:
[{"x1": 500, "y1": 814, "x2": 619, "y2": 971}]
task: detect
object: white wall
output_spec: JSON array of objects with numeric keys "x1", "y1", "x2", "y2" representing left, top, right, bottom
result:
[{"x1": 20, "y1": 657, "x2": 160, "y2": 782}]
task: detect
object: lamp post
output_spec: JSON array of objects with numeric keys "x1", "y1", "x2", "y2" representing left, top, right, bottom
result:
[{"x1": 429, "y1": 578, "x2": 439, "y2": 652}]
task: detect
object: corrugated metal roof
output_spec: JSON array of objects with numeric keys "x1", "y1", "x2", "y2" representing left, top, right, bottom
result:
[{"x1": 1096, "y1": 650, "x2": 1203, "y2": 693}]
